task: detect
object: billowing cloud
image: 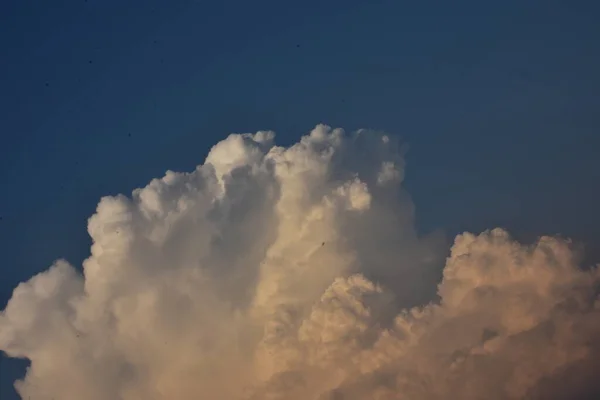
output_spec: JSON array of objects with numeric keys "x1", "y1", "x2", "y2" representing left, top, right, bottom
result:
[{"x1": 1, "y1": 125, "x2": 599, "y2": 399}]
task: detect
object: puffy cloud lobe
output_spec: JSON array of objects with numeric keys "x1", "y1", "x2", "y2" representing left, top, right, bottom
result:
[{"x1": 0, "y1": 125, "x2": 599, "y2": 399}]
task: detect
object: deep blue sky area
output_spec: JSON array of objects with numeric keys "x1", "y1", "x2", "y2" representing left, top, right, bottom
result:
[{"x1": 1, "y1": 1, "x2": 599, "y2": 398}]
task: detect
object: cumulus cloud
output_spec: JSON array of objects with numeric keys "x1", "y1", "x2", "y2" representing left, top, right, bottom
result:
[{"x1": 1, "y1": 125, "x2": 599, "y2": 399}]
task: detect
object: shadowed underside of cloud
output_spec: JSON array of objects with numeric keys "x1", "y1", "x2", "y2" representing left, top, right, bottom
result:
[{"x1": 1, "y1": 125, "x2": 599, "y2": 399}]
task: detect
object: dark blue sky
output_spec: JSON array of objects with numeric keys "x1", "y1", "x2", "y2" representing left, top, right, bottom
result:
[{"x1": 1, "y1": 1, "x2": 599, "y2": 398}]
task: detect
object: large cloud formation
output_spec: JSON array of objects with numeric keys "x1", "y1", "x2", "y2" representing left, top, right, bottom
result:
[{"x1": 1, "y1": 125, "x2": 599, "y2": 399}]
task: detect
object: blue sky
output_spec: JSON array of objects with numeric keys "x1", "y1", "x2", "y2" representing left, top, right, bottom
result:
[{"x1": 1, "y1": 1, "x2": 599, "y2": 397}]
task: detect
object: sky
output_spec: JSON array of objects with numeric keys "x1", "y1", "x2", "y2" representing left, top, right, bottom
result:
[{"x1": 1, "y1": 1, "x2": 599, "y2": 399}]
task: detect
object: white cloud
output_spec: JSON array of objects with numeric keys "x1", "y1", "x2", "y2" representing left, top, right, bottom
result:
[{"x1": 1, "y1": 125, "x2": 599, "y2": 399}]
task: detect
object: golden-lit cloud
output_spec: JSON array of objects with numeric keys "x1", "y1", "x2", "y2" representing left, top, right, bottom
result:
[{"x1": 1, "y1": 125, "x2": 599, "y2": 399}]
